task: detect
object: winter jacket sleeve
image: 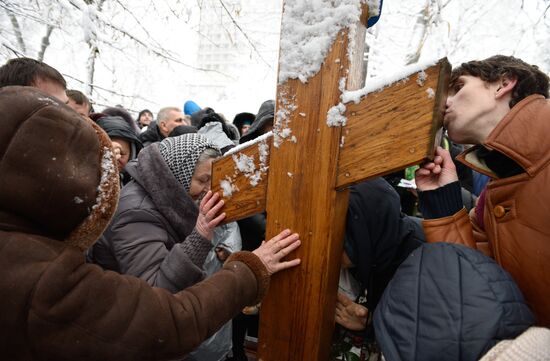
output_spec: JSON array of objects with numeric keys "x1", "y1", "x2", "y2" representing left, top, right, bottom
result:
[
  {"x1": 28, "y1": 243, "x2": 269, "y2": 361},
  {"x1": 108, "y1": 207, "x2": 211, "y2": 293}
]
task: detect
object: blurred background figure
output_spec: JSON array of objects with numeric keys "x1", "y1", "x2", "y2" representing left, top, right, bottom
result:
[
  {"x1": 66, "y1": 89, "x2": 91, "y2": 117},
  {"x1": 140, "y1": 106, "x2": 188, "y2": 146},
  {"x1": 94, "y1": 115, "x2": 143, "y2": 185},
  {"x1": 232, "y1": 112, "x2": 255, "y2": 137},
  {"x1": 184, "y1": 100, "x2": 201, "y2": 115},
  {"x1": 137, "y1": 109, "x2": 154, "y2": 131}
]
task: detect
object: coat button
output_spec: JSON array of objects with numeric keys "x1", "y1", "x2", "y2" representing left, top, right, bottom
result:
[{"x1": 494, "y1": 205, "x2": 506, "y2": 218}]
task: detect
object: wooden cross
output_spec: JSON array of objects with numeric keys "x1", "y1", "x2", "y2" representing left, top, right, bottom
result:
[{"x1": 211, "y1": 3, "x2": 450, "y2": 360}]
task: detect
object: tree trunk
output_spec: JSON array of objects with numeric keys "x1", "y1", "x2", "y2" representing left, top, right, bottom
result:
[
  {"x1": 86, "y1": 43, "x2": 99, "y2": 97},
  {"x1": 8, "y1": 12, "x2": 27, "y2": 54},
  {"x1": 37, "y1": 25, "x2": 54, "y2": 62}
]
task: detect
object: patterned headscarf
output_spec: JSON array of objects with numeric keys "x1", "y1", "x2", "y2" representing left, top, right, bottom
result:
[{"x1": 158, "y1": 134, "x2": 218, "y2": 192}]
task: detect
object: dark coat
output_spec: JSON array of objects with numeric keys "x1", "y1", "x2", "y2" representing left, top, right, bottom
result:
[
  {"x1": 374, "y1": 243, "x2": 534, "y2": 361},
  {"x1": 344, "y1": 178, "x2": 425, "y2": 311},
  {"x1": 139, "y1": 121, "x2": 164, "y2": 147},
  {"x1": 240, "y1": 100, "x2": 275, "y2": 144},
  {"x1": 89, "y1": 143, "x2": 210, "y2": 293},
  {"x1": 0, "y1": 86, "x2": 270, "y2": 360}
]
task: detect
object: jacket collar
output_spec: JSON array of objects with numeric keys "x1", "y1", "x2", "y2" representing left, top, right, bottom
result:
[{"x1": 457, "y1": 95, "x2": 550, "y2": 178}]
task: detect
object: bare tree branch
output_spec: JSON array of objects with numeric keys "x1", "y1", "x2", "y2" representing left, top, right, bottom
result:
[
  {"x1": 7, "y1": 11, "x2": 27, "y2": 54},
  {"x1": 218, "y1": 0, "x2": 273, "y2": 70},
  {"x1": 37, "y1": 24, "x2": 54, "y2": 61},
  {"x1": 62, "y1": 72, "x2": 159, "y2": 105}
]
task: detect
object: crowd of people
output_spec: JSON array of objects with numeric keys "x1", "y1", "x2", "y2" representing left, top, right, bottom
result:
[{"x1": 0, "y1": 54, "x2": 548, "y2": 361}]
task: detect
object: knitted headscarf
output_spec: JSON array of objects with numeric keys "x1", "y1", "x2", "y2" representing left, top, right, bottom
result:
[{"x1": 158, "y1": 134, "x2": 218, "y2": 192}]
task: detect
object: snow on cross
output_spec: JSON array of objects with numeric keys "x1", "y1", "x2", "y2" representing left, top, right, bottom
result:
[{"x1": 211, "y1": 1, "x2": 450, "y2": 360}]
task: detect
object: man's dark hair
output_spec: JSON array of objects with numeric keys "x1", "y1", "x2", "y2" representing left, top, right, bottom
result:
[
  {"x1": 450, "y1": 55, "x2": 549, "y2": 108},
  {"x1": 66, "y1": 89, "x2": 90, "y2": 106},
  {"x1": 0, "y1": 57, "x2": 67, "y2": 88}
]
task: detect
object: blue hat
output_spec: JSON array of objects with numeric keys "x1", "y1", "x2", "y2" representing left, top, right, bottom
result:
[{"x1": 184, "y1": 100, "x2": 201, "y2": 115}]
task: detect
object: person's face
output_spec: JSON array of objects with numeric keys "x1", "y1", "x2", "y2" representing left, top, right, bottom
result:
[
  {"x1": 139, "y1": 112, "x2": 153, "y2": 127},
  {"x1": 160, "y1": 110, "x2": 186, "y2": 137},
  {"x1": 188, "y1": 158, "x2": 214, "y2": 201},
  {"x1": 33, "y1": 78, "x2": 69, "y2": 104},
  {"x1": 241, "y1": 124, "x2": 251, "y2": 134},
  {"x1": 111, "y1": 137, "x2": 131, "y2": 172},
  {"x1": 444, "y1": 75, "x2": 502, "y2": 144},
  {"x1": 67, "y1": 98, "x2": 90, "y2": 117}
]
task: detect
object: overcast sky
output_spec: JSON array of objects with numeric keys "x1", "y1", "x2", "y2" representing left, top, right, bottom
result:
[{"x1": 1, "y1": 0, "x2": 548, "y2": 120}]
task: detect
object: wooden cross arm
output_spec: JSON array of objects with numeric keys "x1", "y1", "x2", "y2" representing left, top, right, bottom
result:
[
  {"x1": 336, "y1": 57, "x2": 451, "y2": 189},
  {"x1": 210, "y1": 58, "x2": 451, "y2": 223},
  {"x1": 211, "y1": 135, "x2": 272, "y2": 223}
]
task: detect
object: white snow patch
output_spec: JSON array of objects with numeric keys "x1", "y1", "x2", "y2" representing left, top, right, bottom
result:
[
  {"x1": 341, "y1": 59, "x2": 439, "y2": 104},
  {"x1": 274, "y1": 91, "x2": 297, "y2": 148},
  {"x1": 74, "y1": 196, "x2": 84, "y2": 204},
  {"x1": 91, "y1": 147, "x2": 116, "y2": 214},
  {"x1": 225, "y1": 136, "x2": 271, "y2": 188},
  {"x1": 327, "y1": 103, "x2": 347, "y2": 127},
  {"x1": 278, "y1": 0, "x2": 364, "y2": 84},
  {"x1": 37, "y1": 97, "x2": 58, "y2": 105},
  {"x1": 287, "y1": 172, "x2": 293, "y2": 178},
  {"x1": 416, "y1": 70, "x2": 427, "y2": 86},
  {"x1": 299, "y1": 112, "x2": 306, "y2": 117},
  {"x1": 232, "y1": 153, "x2": 256, "y2": 174},
  {"x1": 220, "y1": 177, "x2": 239, "y2": 198},
  {"x1": 426, "y1": 88, "x2": 435, "y2": 99},
  {"x1": 290, "y1": 135, "x2": 298, "y2": 143},
  {"x1": 281, "y1": 128, "x2": 292, "y2": 138},
  {"x1": 258, "y1": 140, "x2": 270, "y2": 173},
  {"x1": 224, "y1": 131, "x2": 273, "y2": 156},
  {"x1": 365, "y1": 0, "x2": 381, "y2": 17}
]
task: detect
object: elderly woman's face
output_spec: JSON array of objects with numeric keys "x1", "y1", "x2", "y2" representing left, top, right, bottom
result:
[{"x1": 189, "y1": 158, "x2": 214, "y2": 201}]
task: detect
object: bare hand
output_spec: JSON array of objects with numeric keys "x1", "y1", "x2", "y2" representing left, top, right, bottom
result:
[
  {"x1": 252, "y1": 229, "x2": 301, "y2": 275},
  {"x1": 335, "y1": 292, "x2": 368, "y2": 331},
  {"x1": 195, "y1": 191, "x2": 226, "y2": 240},
  {"x1": 112, "y1": 141, "x2": 122, "y2": 161},
  {"x1": 415, "y1": 146, "x2": 459, "y2": 191}
]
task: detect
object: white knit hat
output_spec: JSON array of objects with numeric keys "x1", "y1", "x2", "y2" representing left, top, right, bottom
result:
[{"x1": 480, "y1": 327, "x2": 550, "y2": 361}]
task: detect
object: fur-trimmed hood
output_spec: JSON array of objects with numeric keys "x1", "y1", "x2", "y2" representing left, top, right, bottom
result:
[{"x1": 0, "y1": 86, "x2": 119, "y2": 251}]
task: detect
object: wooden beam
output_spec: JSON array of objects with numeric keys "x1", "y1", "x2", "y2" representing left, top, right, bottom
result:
[
  {"x1": 210, "y1": 60, "x2": 449, "y2": 222},
  {"x1": 257, "y1": 27, "x2": 351, "y2": 361},
  {"x1": 210, "y1": 137, "x2": 271, "y2": 223},
  {"x1": 336, "y1": 59, "x2": 450, "y2": 189}
]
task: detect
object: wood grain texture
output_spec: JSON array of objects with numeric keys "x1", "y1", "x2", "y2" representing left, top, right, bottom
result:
[
  {"x1": 210, "y1": 136, "x2": 272, "y2": 223},
  {"x1": 336, "y1": 58, "x2": 450, "y2": 189},
  {"x1": 257, "y1": 27, "x2": 352, "y2": 361}
]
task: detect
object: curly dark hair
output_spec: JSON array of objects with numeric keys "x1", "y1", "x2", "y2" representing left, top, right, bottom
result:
[{"x1": 450, "y1": 55, "x2": 549, "y2": 108}]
